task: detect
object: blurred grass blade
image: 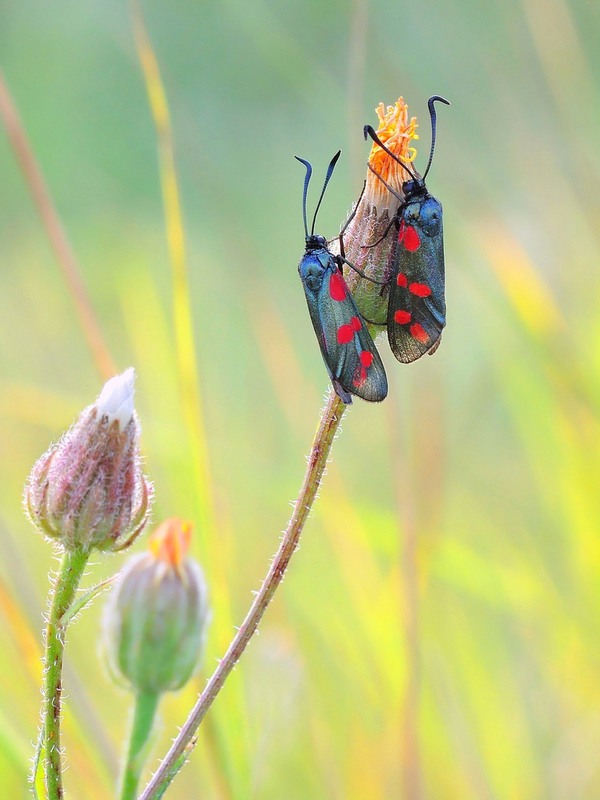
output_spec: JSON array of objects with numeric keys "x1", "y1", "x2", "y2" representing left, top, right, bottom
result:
[
  {"x1": 476, "y1": 222, "x2": 563, "y2": 339},
  {"x1": 0, "y1": 69, "x2": 116, "y2": 380},
  {"x1": 0, "y1": 576, "x2": 41, "y2": 683},
  {"x1": 130, "y1": 0, "x2": 215, "y2": 547},
  {"x1": 30, "y1": 729, "x2": 43, "y2": 800},
  {"x1": 0, "y1": 706, "x2": 33, "y2": 777},
  {"x1": 131, "y1": 4, "x2": 251, "y2": 792}
]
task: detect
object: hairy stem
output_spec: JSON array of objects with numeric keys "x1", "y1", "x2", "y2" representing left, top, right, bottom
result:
[
  {"x1": 139, "y1": 390, "x2": 347, "y2": 800},
  {"x1": 120, "y1": 691, "x2": 161, "y2": 800},
  {"x1": 43, "y1": 547, "x2": 89, "y2": 800}
]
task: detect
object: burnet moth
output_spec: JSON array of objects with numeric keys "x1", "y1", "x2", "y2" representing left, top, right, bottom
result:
[
  {"x1": 295, "y1": 151, "x2": 388, "y2": 404},
  {"x1": 364, "y1": 96, "x2": 449, "y2": 363}
]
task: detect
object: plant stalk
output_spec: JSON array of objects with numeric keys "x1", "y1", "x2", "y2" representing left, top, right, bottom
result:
[
  {"x1": 43, "y1": 546, "x2": 89, "y2": 799},
  {"x1": 120, "y1": 691, "x2": 161, "y2": 800},
  {"x1": 139, "y1": 390, "x2": 347, "y2": 800}
]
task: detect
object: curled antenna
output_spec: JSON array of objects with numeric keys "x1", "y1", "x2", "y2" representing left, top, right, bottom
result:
[
  {"x1": 423, "y1": 95, "x2": 450, "y2": 180},
  {"x1": 294, "y1": 156, "x2": 312, "y2": 239},
  {"x1": 311, "y1": 150, "x2": 341, "y2": 235},
  {"x1": 294, "y1": 150, "x2": 342, "y2": 237},
  {"x1": 363, "y1": 125, "x2": 418, "y2": 181}
]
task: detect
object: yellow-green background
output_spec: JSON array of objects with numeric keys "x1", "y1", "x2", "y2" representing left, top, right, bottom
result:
[{"x1": 2, "y1": 1, "x2": 600, "y2": 797}]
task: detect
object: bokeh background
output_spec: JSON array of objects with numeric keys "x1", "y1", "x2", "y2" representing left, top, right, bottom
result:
[{"x1": 2, "y1": 1, "x2": 600, "y2": 797}]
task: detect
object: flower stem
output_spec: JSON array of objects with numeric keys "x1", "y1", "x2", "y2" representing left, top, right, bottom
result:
[
  {"x1": 43, "y1": 546, "x2": 89, "y2": 800},
  {"x1": 120, "y1": 691, "x2": 161, "y2": 800},
  {"x1": 139, "y1": 390, "x2": 347, "y2": 800}
]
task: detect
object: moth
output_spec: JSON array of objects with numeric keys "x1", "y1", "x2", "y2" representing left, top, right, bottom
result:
[
  {"x1": 364, "y1": 95, "x2": 449, "y2": 363},
  {"x1": 296, "y1": 151, "x2": 388, "y2": 404}
]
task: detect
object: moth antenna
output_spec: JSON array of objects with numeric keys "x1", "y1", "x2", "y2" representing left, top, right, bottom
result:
[
  {"x1": 422, "y1": 95, "x2": 450, "y2": 180},
  {"x1": 310, "y1": 150, "x2": 342, "y2": 235},
  {"x1": 294, "y1": 155, "x2": 312, "y2": 239},
  {"x1": 367, "y1": 163, "x2": 403, "y2": 203},
  {"x1": 363, "y1": 125, "x2": 418, "y2": 181}
]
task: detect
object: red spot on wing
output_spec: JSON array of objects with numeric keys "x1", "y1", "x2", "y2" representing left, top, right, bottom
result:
[
  {"x1": 329, "y1": 271, "x2": 347, "y2": 301},
  {"x1": 409, "y1": 323, "x2": 429, "y2": 343},
  {"x1": 397, "y1": 273, "x2": 408, "y2": 287},
  {"x1": 337, "y1": 315, "x2": 362, "y2": 344},
  {"x1": 337, "y1": 323, "x2": 353, "y2": 344},
  {"x1": 353, "y1": 351, "x2": 374, "y2": 387},
  {"x1": 403, "y1": 225, "x2": 420, "y2": 251},
  {"x1": 352, "y1": 366, "x2": 368, "y2": 388},
  {"x1": 409, "y1": 282, "x2": 432, "y2": 297},
  {"x1": 394, "y1": 310, "x2": 412, "y2": 325},
  {"x1": 398, "y1": 220, "x2": 406, "y2": 243}
]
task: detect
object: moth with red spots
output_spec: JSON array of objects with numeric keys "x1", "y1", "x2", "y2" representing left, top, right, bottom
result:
[
  {"x1": 364, "y1": 96, "x2": 449, "y2": 363},
  {"x1": 295, "y1": 151, "x2": 388, "y2": 404}
]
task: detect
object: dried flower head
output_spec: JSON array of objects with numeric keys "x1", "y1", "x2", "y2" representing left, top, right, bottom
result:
[
  {"x1": 25, "y1": 369, "x2": 152, "y2": 553},
  {"x1": 103, "y1": 518, "x2": 209, "y2": 694},
  {"x1": 337, "y1": 97, "x2": 419, "y2": 323}
]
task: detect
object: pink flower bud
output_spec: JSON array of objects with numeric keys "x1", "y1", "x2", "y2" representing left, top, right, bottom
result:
[{"x1": 25, "y1": 369, "x2": 153, "y2": 553}]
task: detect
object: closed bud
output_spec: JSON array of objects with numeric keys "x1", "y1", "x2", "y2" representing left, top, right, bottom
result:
[
  {"x1": 336, "y1": 97, "x2": 419, "y2": 322},
  {"x1": 24, "y1": 369, "x2": 152, "y2": 553},
  {"x1": 103, "y1": 518, "x2": 209, "y2": 694}
]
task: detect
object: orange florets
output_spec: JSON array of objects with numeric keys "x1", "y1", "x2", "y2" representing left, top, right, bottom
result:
[
  {"x1": 366, "y1": 98, "x2": 418, "y2": 205},
  {"x1": 150, "y1": 518, "x2": 193, "y2": 568}
]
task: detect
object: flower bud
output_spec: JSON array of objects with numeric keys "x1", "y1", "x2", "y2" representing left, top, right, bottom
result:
[
  {"x1": 103, "y1": 518, "x2": 209, "y2": 694},
  {"x1": 336, "y1": 97, "x2": 419, "y2": 322},
  {"x1": 25, "y1": 369, "x2": 152, "y2": 553}
]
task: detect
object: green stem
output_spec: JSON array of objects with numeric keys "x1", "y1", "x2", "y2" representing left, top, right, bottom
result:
[
  {"x1": 120, "y1": 691, "x2": 161, "y2": 800},
  {"x1": 43, "y1": 546, "x2": 89, "y2": 800},
  {"x1": 139, "y1": 391, "x2": 347, "y2": 800}
]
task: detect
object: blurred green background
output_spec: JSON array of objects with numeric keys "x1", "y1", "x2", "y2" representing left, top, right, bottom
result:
[{"x1": 2, "y1": 0, "x2": 600, "y2": 797}]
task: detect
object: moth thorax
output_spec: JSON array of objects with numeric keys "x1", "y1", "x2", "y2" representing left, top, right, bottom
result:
[
  {"x1": 402, "y1": 179, "x2": 427, "y2": 200},
  {"x1": 305, "y1": 234, "x2": 327, "y2": 251}
]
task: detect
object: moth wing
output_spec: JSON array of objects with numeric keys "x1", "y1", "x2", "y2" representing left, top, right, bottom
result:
[
  {"x1": 315, "y1": 264, "x2": 388, "y2": 403},
  {"x1": 387, "y1": 214, "x2": 446, "y2": 364}
]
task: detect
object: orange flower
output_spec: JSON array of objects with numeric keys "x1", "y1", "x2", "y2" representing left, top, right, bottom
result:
[
  {"x1": 365, "y1": 98, "x2": 418, "y2": 208},
  {"x1": 149, "y1": 517, "x2": 193, "y2": 571}
]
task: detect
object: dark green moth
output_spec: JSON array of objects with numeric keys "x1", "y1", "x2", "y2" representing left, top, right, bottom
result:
[
  {"x1": 364, "y1": 96, "x2": 449, "y2": 363},
  {"x1": 296, "y1": 151, "x2": 388, "y2": 404}
]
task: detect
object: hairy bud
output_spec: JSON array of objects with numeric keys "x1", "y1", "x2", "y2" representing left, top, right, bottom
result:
[
  {"x1": 104, "y1": 518, "x2": 209, "y2": 694},
  {"x1": 25, "y1": 369, "x2": 152, "y2": 553}
]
